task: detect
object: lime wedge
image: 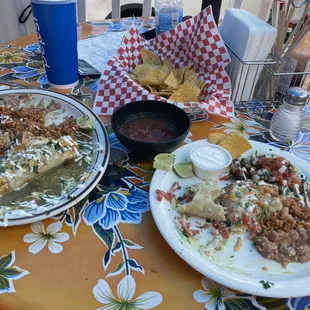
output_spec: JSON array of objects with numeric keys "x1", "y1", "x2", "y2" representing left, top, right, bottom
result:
[
  {"x1": 153, "y1": 153, "x2": 175, "y2": 172},
  {"x1": 173, "y1": 162, "x2": 194, "y2": 178},
  {"x1": 77, "y1": 115, "x2": 96, "y2": 130}
]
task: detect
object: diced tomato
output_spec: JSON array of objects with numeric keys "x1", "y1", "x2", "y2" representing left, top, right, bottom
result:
[
  {"x1": 248, "y1": 232, "x2": 256, "y2": 240},
  {"x1": 189, "y1": 229, "x2": 200, "y2": 236},
  {"x1": 169, "y1": 182, "x2": 180, "y2": 193},
  {"x1": 262, "y1": 163, "x2": 271, "y2": 170},
  {"x1": 282, "y1": 171, "x2": 289, "y2": 178},
  {"x1": 220, "y1": 174, "x2": 231, "y2": 181},
  {"x1": 221, "y1": 229, "x2": 230, "y2": 239},
  {"x1": 248, "y1": 223, "x2": 261, "y2": 240},
  {"x1": 156, "y1": 194, "x2": 163, "y2": 201},
  {"x1": 275, "y1": 175, "x2": 283, "y2": 185},
  {"x1": 242, "y1": 213, "x2": 251, "y2": 226},
  {"x1": 155, "y1": 189, "x2": 165, "y2": 201},
  {"x1": 155, "y1": 189, "x2": 174, "y2": 202},
  {"x1": 212, "y1": 221, "x2": 219, "y2": 229},
  {"x1": 179, "y1": 220, "x2": 190, "y2": 230},
  {"x1": 290, "y1": 173, "x2": 300, "y2": 184}
]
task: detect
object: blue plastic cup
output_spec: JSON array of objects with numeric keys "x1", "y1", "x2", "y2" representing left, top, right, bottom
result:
[{"x1": 30, "y1": 0, "x2": 79, "y2": 89}]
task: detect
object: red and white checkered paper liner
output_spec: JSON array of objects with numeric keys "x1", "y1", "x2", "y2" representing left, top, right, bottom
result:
[{"x1": 94, "y1": 6, "x2": 234, "y2": 118}]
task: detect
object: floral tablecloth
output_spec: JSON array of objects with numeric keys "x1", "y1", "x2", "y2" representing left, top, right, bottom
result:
[{"x1": 0, "y1": 18, "x2": 310, "y2": 310}]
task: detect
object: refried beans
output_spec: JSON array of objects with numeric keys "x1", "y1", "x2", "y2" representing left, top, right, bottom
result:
[{"x1": 255, "y1": 198, "x2": 310, "y2": 266}]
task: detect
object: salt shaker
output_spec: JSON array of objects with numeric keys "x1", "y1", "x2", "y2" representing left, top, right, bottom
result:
[{"x1": 270, "y1": 87, "x2": 309, "y2": 142}]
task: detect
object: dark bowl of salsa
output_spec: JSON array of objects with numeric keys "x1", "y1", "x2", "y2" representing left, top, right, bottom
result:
[{"x1": 111, "y1": 100, "x2": 191, "y2": 160}]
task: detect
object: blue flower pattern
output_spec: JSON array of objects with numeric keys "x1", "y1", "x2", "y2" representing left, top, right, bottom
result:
[
  {"x1": 288, "y1": 296, "x2": 310, "y2": 309},
  {"x1": 107, "y1": 125, "x2": 129, "y2": 164},
  {"x1": 2, "y1": 24, "x2": 310, "y2": 308},
  {"x1": 24, "y1": 43, "x2": 41, "y2": 54},
  {"x1": 267, "y1": 132, "x2": 310, "y2": 163},
  {"x1": 12, "y1": 65, "x2": 49, "y2": 86},
  {"x1": 84, "y1": 188, "x2": 149, "y2": 229}
]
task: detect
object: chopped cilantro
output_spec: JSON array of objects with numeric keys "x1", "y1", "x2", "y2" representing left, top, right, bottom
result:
[
  {"x1": 230, "y1": 255, "x2": 234, "y2": 258},
  {"x1": 260, "y1": 280, "x2": 274, "y2": 289},
  {"x1": 54, "y1": 143, "x2": 62, "y2": 151},
  {"x1": 224, "y1": 219, "x2": 232, "y2": 227},
  {"x1": 205, "y1": 219, "x2": 211, "y2": 223},
  {"x1": 235, "y1": 191, "x2": 242, "y2": 198}
]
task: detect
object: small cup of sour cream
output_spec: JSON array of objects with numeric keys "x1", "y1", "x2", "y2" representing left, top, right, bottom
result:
[{"x1": 190, "y1": 144, "x2": 232, "y2": 180}]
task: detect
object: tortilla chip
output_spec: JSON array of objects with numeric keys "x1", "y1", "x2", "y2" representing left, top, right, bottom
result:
[
  {"x1": 163, "y1": 58, "x2": 175, "y2": 69},
  {"x1": 184, "y1": 68, "x2": 197, "y2": 82},
  {"x1": 169, "y1": 82, "x2": 201, "y2": 103},
  {"x1": 141, "y1": 49, "x2": 161, "y2": 65},
  {"x1": 128, "y1": 73, "x2": 138, "y2": 81},
  {"x1": 143, "y1": 84, "x2": 159, "y2": 93},
  {"x1": 218, "y1": 132, "x2": 252, "y2": 159},
  {"x1": 208, "y1": 133, "x2": 227, "y2": 145},
  {"x1": 197, "y1": 79, "x2": 206, "y2": 90},
  {"x1": 153, "y1": 90, "x2": 174, "y2": 96},
  {"x1": 164, "y1": 70, "x2": 184, "y2": 89},
  {"x1": 134, "y1": 64, "x2": 170, "y2": 86}
]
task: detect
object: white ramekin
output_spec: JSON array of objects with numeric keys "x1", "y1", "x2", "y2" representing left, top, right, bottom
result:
[{"x1": 190, "y1": 144, "x2": 232, "y2": 180}]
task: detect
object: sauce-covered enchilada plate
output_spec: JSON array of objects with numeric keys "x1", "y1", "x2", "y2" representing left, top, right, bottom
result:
[{"x1": 0, "y1": 89, "x2": 109, "y2": 226}]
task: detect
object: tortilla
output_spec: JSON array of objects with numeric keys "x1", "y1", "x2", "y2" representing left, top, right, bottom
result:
[
  {"x1": 0, "y1": 136, "x2": 77, "y2": 195},
  {"x1": 177, "y1": 183, "x2": 226, "y2": 221}
]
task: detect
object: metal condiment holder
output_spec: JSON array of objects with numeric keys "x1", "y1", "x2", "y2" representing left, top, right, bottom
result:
[{"x1": 226, "y1": 44, "x2": 310, "y2": 109}]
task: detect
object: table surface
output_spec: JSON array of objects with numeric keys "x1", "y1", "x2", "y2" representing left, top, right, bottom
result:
[{"x1": 0, "y1": 18, "x2": 310, "y2": 310}]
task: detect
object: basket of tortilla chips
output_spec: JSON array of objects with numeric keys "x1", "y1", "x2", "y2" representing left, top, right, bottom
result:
[{"x1": 94, "y1": 6, "x2": 234, "y2": 119}]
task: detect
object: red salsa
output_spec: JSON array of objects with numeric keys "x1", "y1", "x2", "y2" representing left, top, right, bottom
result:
[{"x1": 119, "y1": 117, "x2": 179, "y2": 142}]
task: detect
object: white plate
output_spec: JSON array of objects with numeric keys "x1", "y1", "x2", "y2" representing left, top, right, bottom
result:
[
  {"x1": 0, "y1": 89, "x2": 110, "y2": 226},
  {"x1": 150, "y1": 139, "x2": 310, "y2": 298}
]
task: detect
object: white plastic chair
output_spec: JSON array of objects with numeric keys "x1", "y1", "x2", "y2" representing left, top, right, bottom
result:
[{"x1": 111, "y1": 0, "x2": 153, "y2": 19}]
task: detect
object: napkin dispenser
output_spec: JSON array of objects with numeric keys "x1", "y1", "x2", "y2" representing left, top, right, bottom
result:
[{"x1": 220, "y1": 9, "x2": 277, "y2": 103}]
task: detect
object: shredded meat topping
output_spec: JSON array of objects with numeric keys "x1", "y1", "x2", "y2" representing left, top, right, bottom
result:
[{"x1": 0, "y1": 106, "x2": 77, "y2": 155}]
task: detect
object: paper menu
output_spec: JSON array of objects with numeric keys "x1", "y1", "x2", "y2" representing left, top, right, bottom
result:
[{"x1": 78, "y1": 31, "x2": 127, "y2": 73}]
